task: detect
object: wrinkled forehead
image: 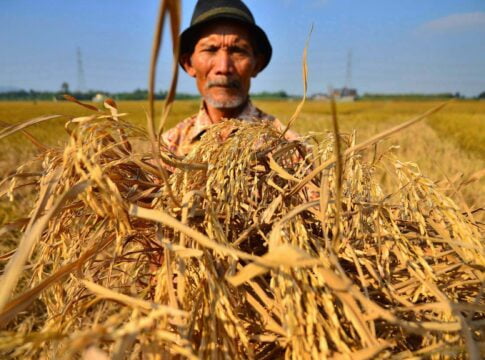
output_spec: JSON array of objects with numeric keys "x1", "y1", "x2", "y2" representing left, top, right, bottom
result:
[{"x1": 196, "y1": 19, "x2": 254, "y2": 47}]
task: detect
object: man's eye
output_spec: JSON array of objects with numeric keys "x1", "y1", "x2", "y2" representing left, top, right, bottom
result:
[{"x1": 203, "y1": 47, "x2": 218, "y2": 53}]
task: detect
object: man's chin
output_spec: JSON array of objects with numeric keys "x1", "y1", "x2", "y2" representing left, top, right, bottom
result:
[{"x1": 204, "y1": 95, "x2": 248, "y2": 110}]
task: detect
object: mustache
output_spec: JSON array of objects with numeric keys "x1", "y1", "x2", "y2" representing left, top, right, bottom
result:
[{"x1": 206, "y1": 77, "x2": 241, "y2": 89}]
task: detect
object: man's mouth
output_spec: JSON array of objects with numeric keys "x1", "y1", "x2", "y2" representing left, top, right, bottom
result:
[{"x1": 206, "y1": 78, "x2": 241, "y2": 90}]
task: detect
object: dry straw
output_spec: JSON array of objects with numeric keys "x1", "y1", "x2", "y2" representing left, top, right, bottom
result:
[{"x1": 0, "y1": 0, "x2": 484, "y2": 358}]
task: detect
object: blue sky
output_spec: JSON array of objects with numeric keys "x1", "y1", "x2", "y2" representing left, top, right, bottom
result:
[{"x1": 1, "y1": 0, "x2": 484, "y2": 96}]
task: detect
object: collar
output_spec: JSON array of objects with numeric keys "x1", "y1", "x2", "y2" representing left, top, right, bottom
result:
[{"x1": 190, "y1": 99, "x2": 265, "y2": 139}]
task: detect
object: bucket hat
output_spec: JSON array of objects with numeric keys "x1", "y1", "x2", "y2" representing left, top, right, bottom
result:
[{"x1": 179, "y1": 0, "x2": 272, "y2": 71}]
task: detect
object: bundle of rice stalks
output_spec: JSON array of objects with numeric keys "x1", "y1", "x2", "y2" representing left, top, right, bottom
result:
[{"x1": 0, "y1": 100, "x2": 483, "y2": 359}]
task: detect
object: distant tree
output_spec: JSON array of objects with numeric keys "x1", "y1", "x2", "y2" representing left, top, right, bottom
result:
[
  {"x1": 478, "y1": 91, "x2": 485, "y2": 99},
  {"x1": 251, "y1": 90, "x2": 288, "y2": 99},
  {"x1": 61, "y1": 82, "x2": 70, "y2": 94}
]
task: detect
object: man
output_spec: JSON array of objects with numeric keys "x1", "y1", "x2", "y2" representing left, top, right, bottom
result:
[{"x1": 162, "y1": 0, "x2": 298, "y2": 157}]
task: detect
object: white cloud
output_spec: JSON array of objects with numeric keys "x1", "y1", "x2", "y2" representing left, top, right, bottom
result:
[{"x1": 420, "y1": 12, "x2": 485, "y2": 33}]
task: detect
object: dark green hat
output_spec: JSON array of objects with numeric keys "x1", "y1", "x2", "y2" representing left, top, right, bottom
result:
[{"x1": 180, "y1": 0, "x2": 272, "y2": 71}]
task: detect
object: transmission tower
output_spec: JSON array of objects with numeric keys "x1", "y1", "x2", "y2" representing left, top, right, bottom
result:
[
  {"x1": 77, "y1": 47, "x2": 86, "y2": 92},
  {"x1": 345, "y1": 50, "x2": 352, "y2": 89}
]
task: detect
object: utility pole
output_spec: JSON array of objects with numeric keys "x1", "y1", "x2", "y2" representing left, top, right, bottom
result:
[{"x1": 77, "y1": 47, "x2": 86, "y2": 92}]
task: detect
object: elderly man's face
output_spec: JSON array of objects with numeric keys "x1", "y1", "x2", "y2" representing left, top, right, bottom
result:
[{"x1": 182, "y1": 21, "x2": 262, "y2": 110}]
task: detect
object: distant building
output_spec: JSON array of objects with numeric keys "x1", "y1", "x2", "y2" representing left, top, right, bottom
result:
[
  {"x1": 331, "y1": 87, "x2": 358, "y2": 102},
  {"x1": 310, "y1": 88, "x2": 358, "y2": 102}
]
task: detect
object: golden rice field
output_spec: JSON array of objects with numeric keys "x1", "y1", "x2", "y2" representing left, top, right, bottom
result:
[
  {"x1": 1, "y1": 99, "x2": 484, "y2": 226},
  {"x1": 0, "y1": 99, "x2": 484, "y2": 358}
]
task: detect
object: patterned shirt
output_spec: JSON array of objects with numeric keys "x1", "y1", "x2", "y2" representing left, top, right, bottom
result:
[{"x1": 162, "y1": 100, "x2": 299, "y2": 157}]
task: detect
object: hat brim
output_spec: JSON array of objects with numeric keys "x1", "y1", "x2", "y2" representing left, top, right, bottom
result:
[{"x1": 179, "y1": 16, "x2": 272, "y2": 72}]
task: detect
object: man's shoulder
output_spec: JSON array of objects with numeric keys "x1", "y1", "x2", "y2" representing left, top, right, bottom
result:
[
  {"x1": 163, "y1": 114, "x2": 196, "y2": 138},
  {"x1": 170, "y1": 114, "x2": 198, "y2": 130},
  {"x1": 161, "y1": 114, "x2": 199, "y2": 155}
]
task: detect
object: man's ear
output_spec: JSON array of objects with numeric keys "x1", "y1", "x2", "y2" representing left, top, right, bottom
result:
[
  {"x1": 181, "y1": 53, "x2": 196, "y2": 77},
  {"x1": 251, "y1": 54, "x2": 264, "y2": 78}
]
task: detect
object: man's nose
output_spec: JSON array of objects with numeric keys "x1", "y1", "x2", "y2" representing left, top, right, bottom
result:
[{"x1": 213, "y1": 50, "x2": 233, "y2": 75}]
